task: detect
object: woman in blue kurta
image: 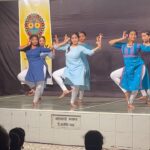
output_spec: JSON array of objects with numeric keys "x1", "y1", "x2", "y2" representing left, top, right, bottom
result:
[
  {"x1": 140, "y1": 32, "x2": 150, "y2": 102},
  {"x1": 54, "y1": 33, "x2": 102, "y2": 108},
  {"x1": 78, "y1": 31, "x2": 93, "y2": 103},
  {"x1": 18, "y1": 34, "x2": 53, "y2": 106},
  {"x1": 52, "y1": 33, "x2": 93, "y2": 101},
  {"x1": 109, "y1": 31, "x2": 150, "y2": 109}
]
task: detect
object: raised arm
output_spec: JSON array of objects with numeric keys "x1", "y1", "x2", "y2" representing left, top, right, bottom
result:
[
  {"x1": 82, "y1": 34, "x2": 103, "y2": 55},
  {"x1": 109, "y1": 31, "x2": 127, "y2": 46},
  {"x1": 53, "y1": 34, "x2": 70, "y2": 51}
]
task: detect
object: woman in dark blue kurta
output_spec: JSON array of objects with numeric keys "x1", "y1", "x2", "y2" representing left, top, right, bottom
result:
[
  {"x1": 109, "y1": 31, "x2": 150, "y2": 109},
  {"x1": 18, "y1": 35, "x2": 52, "y2": 106}
]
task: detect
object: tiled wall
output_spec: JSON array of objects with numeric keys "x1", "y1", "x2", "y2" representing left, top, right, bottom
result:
[{"x1": 0, "y1": 108, "x2": 150, "y2": 150}]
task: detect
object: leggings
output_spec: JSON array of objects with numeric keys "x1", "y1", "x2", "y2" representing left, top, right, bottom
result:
[
  {"x1": 53, "y1": 68, "x2": 85, "y2": 100},
  {"x1": 128, "y1": 65, "x2": 146, "y2": 104},
  {"x1": 17, "y1": 66, "x2": 46, "y2": 102}
]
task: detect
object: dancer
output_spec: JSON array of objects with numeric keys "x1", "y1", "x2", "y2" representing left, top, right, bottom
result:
[
  {"x1": 54, "y1": 32, "x2": 102, "y2": 108},
  {"x1": 78, "y1": 31, "x2": 93, "y2": 103},
  {"x1": 140, "y1": 31, "x2": 150, "y2": 101},
  {"x1": 18, "y1": 34, "x2": 54, "y2": 106},
  {"x1": 110, "y1": 32, "x2": 150, "y2": 102},
  {"x1": 18, "y1": 36, "x2": 54, "y2": 95},
  {"x1": 39, "y1": 36, "x2": 54, "y2": 85},
  {"x1": 53, "y1": 32, "x2": 93, "y2": 102},
  {"x1": 109, "y1": 31, "x2": 150, "y2": 109}
]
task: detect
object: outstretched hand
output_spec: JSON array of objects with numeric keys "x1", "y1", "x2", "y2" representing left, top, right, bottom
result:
[
  {"x1": 54, "y1": 34, "x2": 59, "y2": 44},
  {"x1": 63, "y1": 34, "x2": 70, "y2": 43},
  {"x1": 96, "y1": 33, "x2": 103, "y2": 48},
  {"x1": 122, "y1": 31, "x2": 128, "y2": 39}
]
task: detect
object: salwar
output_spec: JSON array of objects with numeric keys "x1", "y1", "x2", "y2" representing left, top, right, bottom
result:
[
  {"x1": 52, "y1": 68, "x2": 67, "y2": 91},
  {"x1": 71, "y1": 87, "x2": 79, "y2": 104},
  {"x1": 33, "y1": 81, "x2": 45, "y2": 103},
  {"x1": 79, "y1": 90, "x2": 84, "y2": 100},
  {"x1": 110, "y1": 67, "x2": 127, "y2": 93},
  {"x1": 128, "y1": 65, "x2": 146, "y2": 104},
  {"x1": 53, "y1": 68, "x2": 85, "y2": 100},
  {"x1": 110, "y1": 67, "x2": 147, "y2": 96},
  {"x1": 18, "y1": 66, "x2": 46, "y2": 102},
  {"x1": 17, "y1": 69, "x2": 35, "y2": 88}
]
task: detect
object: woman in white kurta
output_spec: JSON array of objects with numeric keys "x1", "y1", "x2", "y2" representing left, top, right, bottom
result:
[{"x1": 54, "y1": 33, "x2": 102, "y2": 108}]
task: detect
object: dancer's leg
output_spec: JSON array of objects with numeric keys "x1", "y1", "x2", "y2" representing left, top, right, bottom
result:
[
  {"x1": 110, "y1": 67, "x2": 129, "y2": 101},
  {"x1": 52, "y1": 68, "x2": 71, "y2": 98},
  {"x1": 33, "y1": 81, "x2": 45, "y2": 104},
  {"x1": 70, "y1": 86, "x2": 79, "y2": 107},
  {"x1": 128, "y1": 65, "x2": 146, "y2": 108},
  {"x1": 128, "y1": 91, "x2": 138, "y2": 109},
  {"x1": 78, "y1": 90, "x2": 84, "y2": 103},
  {"x1": 17, "y1": 69, "x2": 35, "y2": 95}
]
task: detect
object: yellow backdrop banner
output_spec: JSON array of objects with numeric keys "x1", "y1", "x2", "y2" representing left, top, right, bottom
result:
[{"x1": 18, "y1": 0, "x2": 52, "y2": 84}]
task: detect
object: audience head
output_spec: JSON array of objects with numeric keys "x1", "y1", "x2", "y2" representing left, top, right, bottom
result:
[
  {"x1": 84, "y1": 130, "x2": 103, "y2": 150},
  {"x1": 9, "y1": 127, "x2": 25, "y2": 150},
  {"x1": 0, "y1": 125, "x2": 10, "y2": 150}
]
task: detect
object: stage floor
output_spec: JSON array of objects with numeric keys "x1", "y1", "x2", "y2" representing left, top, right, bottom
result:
[{"x1": 0, "y1": 95, "x2": 150, "y2": 114}]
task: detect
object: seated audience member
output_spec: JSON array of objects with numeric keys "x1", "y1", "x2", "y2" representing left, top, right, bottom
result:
[
  {"x1": 84, "y1": 130, "x2": 103, "y2": 150},
  {"x1": 9, "y1": 127, "x2": 25, "y2": 150},
  {"x1": 0, "y1": 125, "x2": 10, "y2": 150}
]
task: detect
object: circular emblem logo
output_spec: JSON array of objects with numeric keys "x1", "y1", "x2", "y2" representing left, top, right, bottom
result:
[{"x1": 24, "y1": 13, "x2": 45, "y2": 36}]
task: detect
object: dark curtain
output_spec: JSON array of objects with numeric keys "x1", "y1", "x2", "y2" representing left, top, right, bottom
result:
[
  {"x1": 0, "y1": 1, "x2": 20, "y2": 95},
  {"x1": 1, "y1": 0, "x2": 150, "y2": 96}
]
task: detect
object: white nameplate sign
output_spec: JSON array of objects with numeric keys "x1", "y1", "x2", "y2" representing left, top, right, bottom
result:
[{"x1": 51, "y1": 114, "x2": 81, "y2": 129}]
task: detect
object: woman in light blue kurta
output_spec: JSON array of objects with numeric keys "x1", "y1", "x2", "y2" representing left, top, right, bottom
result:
[
  {"x1": 109, "y1": 30, "x2": 150, "y2": 109},
  {"x1": 54, "y1": 33, "x2": 102, "y2": 108}
]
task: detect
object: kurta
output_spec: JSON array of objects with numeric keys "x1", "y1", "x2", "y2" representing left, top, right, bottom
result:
[
  {"x1": 54, "y1": 44, "x2": 94, "y2": 90},
  {"x1": 79, "y1": 43, "x2": 93, "y2": 90},
  {"x1": 25, "y1": 47, "x2": 51, "y2": 83},
  {"x1": 140, "y1": 44, "x2": 150, "y2": 89},
  {"x1": 113, "y1": 43, "x2": 145, "y2": 91}
]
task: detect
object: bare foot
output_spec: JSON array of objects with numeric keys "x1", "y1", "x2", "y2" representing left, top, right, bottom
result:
[
  {"x1": 124, "y1": 92, "x2": 130, "y2": 102},
  {"x1": 146, "y1": 99, "x2": 150, "y2": 105},
  {"x1": 32, "y1": 101, "x2": 39, "y2": 108},
  {"x1": 58, "y1": 90, "x2": 72, "y2": 99},
  {"x1": 128, "y1": 104, "x2": 135, "y2": 110},
  {"x1": 77, "y1": 99, "x2": 83, "y2": 106},
  {"x1": 70, "y1": 102, "x2": 78, "y2": 110},
  {"x1": 137, "y1": 96, "x2": 148, "y2": 103},
  {"x1": 26, "y1": 89, "x2": 35, "y2": 96},
  {"x1": 38, "y1": 97, "x2": 42, "y2": 103}
]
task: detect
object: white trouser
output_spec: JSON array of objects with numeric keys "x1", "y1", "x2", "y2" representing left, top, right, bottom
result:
[
  {"x1": 79, "y1": 90, "x2": 84, "y2": 100},
  {"x1": 71, "y1": 86, "x2": 79, "y2": 104},
  {"x1": 18, "y1": 66, "x2": 46, "y2": 102},
  {"x1": 53, "y1": 68, "x2": 85, "y2": 100},
  {"x1": 110, "y1": 67, "x2": 147, "y2": 96},
  {"x1": 128, "y1": 65, "x2": 146, "y2": 104},
  {"x1": 52, "y1": 68, "x2": 67, "y2": 91},
  {"x1": 17, "y1": 69, "x2": 35, "y2": 88},
  {"x1": 33, "y1": 81, "x2": 45, "y2": 102},
  {"x1": 110, "y1": 67, "x2": 127, "y2": 93}
]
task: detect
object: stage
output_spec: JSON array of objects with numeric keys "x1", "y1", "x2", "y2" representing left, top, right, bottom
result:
[{"x1": 0, "y1": 95, "x2": 150, "y2": 150}]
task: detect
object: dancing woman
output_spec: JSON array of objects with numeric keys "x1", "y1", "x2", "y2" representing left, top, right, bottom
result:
[
  {"x1": 18, "y1": 36, "x2": 54, "y2": 95},
  {"x1": 110, "y1": 32, "x2": 150, "y2": 102},
  {"x1": 77, "y1": 31, "x2": 93, "y2": 103},
  {"x1": 53, "y1": 32, "x2": 93, "y2": 102},
  {"x1": 109, "y1": 30, "x2": 150, "y2": 109},
  {"x1": 18, "y1": 34, "x2": 54, "y2": 106},
  {"x1": 140, "y1": 31, "x2": 150, "y2": 101},
  {"x1": 54, "y1": 32, "x2": 102, "y2": 108}
]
